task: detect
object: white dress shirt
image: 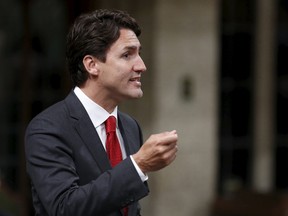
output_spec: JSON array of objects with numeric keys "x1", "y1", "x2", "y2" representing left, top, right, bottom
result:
[{"x1": 74, "y1": 87, "x2": 147, "y2": 182}]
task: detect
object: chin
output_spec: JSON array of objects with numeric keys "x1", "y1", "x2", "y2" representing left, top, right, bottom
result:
[
  {"x1": 136, "y1": 90, "x2": 143, "y2": 98},
  {"x1": 128, "y1": 91, "x2": 143, "y2": 99}
]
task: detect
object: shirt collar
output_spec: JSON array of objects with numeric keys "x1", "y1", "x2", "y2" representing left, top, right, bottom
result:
[{"x1": 74, "y1": 87, "x2": 118, "y2": 128}]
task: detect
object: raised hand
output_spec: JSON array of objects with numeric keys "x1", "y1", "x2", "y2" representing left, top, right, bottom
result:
[{"x1": 132, "y1": 130, "x2": 178, "y2": 173}]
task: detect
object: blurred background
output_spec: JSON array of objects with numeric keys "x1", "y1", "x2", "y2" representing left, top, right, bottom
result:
[{"x1": 0, "y1": 0, "x2": 288, "y2": 216}]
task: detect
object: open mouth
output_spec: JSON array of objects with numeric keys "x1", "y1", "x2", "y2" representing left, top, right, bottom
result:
[
  {"x1": 129, "y1": 77, "x2": 141, "y2": 82},
  {"x1": 129, "y1": 77, "x2": 141, "y2": 86}
]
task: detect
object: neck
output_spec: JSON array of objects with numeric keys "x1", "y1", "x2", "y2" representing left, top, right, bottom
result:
[{"x1": 78, "y1": 85, "x2": 117, "y2": 114}]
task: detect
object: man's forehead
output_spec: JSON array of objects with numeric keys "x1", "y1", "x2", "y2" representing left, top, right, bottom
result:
[{"x1": 115, "y1": 29, "x2": 141, "y2": 49}]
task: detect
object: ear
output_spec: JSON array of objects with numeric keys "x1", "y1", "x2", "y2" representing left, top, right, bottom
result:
[{"x1": 82, "y1": 55, "x2": 100, "y2": 76}]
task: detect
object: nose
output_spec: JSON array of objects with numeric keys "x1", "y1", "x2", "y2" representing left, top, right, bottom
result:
[{"x1": 133, "y1": 56, "x2": 147, "y2": 73}]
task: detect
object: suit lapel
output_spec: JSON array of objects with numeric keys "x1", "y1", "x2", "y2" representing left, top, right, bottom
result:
[
  {"x1": 76, "y1": 116, "x2": 111, "y2": 171},
  {"x1": 65, "y1": 91, "x2": 111, "y2": 172},
  {"x1": 118, "y1": 113, "x2": 140, "y2": 156},
  {"x1": 118, "y1": 115, "x2": 132, "y2": 156}
]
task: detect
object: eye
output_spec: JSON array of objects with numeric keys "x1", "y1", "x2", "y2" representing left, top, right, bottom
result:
[
  {"x1": 121, "y1": 48, "x2": 140, "y2": 59},
  {"x1": 121, "y1": 52, "x2": 130, "y2": 59},
  {"x1": 123, "y1": 53, "x2": 130, "y2": 58}
]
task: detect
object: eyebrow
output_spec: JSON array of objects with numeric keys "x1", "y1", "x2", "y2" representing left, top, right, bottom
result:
[{"x1": 123, "y1": 45, "x2": 142, "y2": 52}]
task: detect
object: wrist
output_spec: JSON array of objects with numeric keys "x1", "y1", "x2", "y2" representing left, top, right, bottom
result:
[
  {"x1": 130, "y1": 155, "x2": 148, "y2": 182},
  {"x1": 132, "y1": 153, "x2": 148, "y2": 174}
]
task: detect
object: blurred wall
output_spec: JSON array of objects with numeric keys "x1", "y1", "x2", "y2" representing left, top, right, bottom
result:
[{"x1": 143, "y1": 0, "x2": 219, "y2": 215}]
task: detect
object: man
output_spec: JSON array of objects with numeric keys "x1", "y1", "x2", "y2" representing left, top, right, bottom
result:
[{"x1": 25, "y1": 9, "x2": 178, "y2": 216}]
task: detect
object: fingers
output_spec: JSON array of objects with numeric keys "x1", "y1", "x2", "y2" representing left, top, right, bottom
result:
[
  {"x1": 153, "y1": 130, "x2": 178, "y2": 146},
  {"x1": 149, "y1": 130, "x2": 178, "y2": 154}
]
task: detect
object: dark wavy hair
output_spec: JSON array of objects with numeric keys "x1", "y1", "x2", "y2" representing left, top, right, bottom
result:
[{"x1": 66, "y1": 9, "x2": 141, "y2": 87}]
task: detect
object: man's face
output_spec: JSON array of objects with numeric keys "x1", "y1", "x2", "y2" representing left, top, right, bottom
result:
[{"x1": 97, "y1": 28, "x2": 146, "y2": 104}]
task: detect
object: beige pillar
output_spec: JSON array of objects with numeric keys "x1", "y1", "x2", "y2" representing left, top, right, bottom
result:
[{"x1": 252, "y1": 0, "x2": 276, "y2": 192}]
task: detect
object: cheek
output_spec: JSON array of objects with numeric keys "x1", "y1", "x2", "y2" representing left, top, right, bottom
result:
[
  {"x1": 109, "y1": 74, "x2": 128, "y2": 89},
  {"x1": 117, "y1": 72, "x2": 130, "y2": 83},
  {"x1": 101, "y1": 63, "x2": 131, "y2": 85}
]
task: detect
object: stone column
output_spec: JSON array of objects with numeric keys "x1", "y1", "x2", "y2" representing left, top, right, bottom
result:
[{"x1": 252, "y1": 0, "x2": 276, "y2": 192}]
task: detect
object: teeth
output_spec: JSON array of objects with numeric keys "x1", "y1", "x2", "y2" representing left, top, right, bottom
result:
[{"x1": 130, "y1": 78, "x2": 139, "y2": 81}]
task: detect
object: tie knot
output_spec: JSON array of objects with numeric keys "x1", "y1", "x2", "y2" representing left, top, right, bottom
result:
[{"x1": 105, "y1": 116, "x2": 116, "y2": 133}]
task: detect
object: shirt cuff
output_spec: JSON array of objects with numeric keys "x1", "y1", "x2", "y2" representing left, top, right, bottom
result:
[{"x1": 130, "y1": 155, "x2": 148, "y2": 182}]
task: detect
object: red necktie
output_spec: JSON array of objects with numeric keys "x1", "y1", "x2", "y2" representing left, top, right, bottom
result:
[
  {"x1": 105, "y1": 116, "x2": 123, "y2": 167},
  {"x1": 105, "y1": 116, "x2": 128, "y2": 216}
]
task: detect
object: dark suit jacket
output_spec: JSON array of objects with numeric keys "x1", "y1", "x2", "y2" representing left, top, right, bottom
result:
[{"x1": 25, "y1": 91, "x2": 149, "y2": 216}]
